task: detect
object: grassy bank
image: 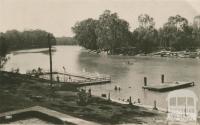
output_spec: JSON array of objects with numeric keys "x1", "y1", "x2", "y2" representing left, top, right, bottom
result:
[{"x1": 0, "y1": 71, "x2": 166, "y2": 124}]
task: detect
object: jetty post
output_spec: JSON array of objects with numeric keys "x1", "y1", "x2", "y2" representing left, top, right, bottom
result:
[
  {"x1": 129, "y1": 96, "x2": 132, "y2": 105},
  {"x1": 144, "y1": 77, "x2": 147, "y2": 86},
  {"x1": 161, "y1": 74, "x2": 164, "y2": 83},
  {"x1": 138, "y1": 98, "x2": 141, "y2": 103},
  {"x1": 153, "y1": 100, "x2": 158, "y2": 110},
  {"x1": 88, "y1": 88, "x2": 92, "y2": 97},
  {"x1": 108, "y1": 92, "x2": 111, "y2": 101},
  {"x1": 48, "y1": 34, "x2": 53, "y2": 85}
]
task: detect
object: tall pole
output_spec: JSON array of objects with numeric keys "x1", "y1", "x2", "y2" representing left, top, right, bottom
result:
[
  {"x1": 63, "y1": 66, "x2": 66, "y2": 82},
  {"x1": 48, "y1": 34, "x2": 53, "y2": 85}
]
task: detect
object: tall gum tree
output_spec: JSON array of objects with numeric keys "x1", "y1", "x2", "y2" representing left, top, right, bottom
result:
[
  {"x1": 133, "y1": 14, "x2": 158, "y2": 54},
  {"x1": 95, "y1": 10, "x2": 131, "y2": 54},
  {"x1": 72, "y1": 18, "x2": 98, "y2": 50},
  {"x1": 159, "y1": 15, "x2": 196, "y2": 50}
]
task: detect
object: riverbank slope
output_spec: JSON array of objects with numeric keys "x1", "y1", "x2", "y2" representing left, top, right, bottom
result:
[{"x1": 0, "y1": 71, "x2": 166, "y2": 124}]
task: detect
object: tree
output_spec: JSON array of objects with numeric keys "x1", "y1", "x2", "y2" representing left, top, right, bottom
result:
[
  {"x1": 0, "y1": 34, "x2": 8, "y2": 70},
  {"x1": 95, "y1": 10, "x2": 131, "y2": 54},
  {"x1": 72, "y1": 18, "x2": 98, "y2": 50},
  {"x1": 175, "y1": 25, "x2": 195, "y2": 50},
  {"x1": 72, "y1": 10, "x2": 132, "y2": 54},
  {"x1": 138, "y1": 14, "x2": 155, "y2": 29},
  {"x1": 158, "y1": 25, "x2": 177, "y2": 49},
  {"x1": 165, "y1": 15, "x2": 188, "y2": 31},
  {"x1": 133, "y1": 14, "x2": 158, "y2": 54},
  {"x1": 158, "y1": 15, "x2": 195, "y2": 51}
]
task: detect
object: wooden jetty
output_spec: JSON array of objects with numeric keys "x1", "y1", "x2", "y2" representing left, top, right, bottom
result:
[
  {"x1": 143, "y1": 81, "x2": 195, "y2": 92},
  {"x1": 142, "y1": 75, "x2": 195, "y2": 92},
  {"x1": 74, "y1": 78, "x2": 111, "y2": 86},
  {"x1": 39, "y1": 71, "x2": 111, "y2": 86}
]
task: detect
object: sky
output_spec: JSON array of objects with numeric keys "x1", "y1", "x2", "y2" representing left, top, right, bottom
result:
[{"x1": 0, "y1": 0, "x2": 200, "y2": 37}]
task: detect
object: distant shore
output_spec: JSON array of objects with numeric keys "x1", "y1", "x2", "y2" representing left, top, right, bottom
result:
[
  {"x1": 142, "y1": 50, "x2": 200, "y2": 59},
  {"x1": 86, "y1": 47, "x2": 200, "y2": 59}
]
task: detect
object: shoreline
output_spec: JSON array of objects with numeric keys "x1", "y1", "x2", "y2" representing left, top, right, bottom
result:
[
  {"x1": 85, "y1": 47, "x2": 200, "y2": 59},
  {"x1": 98, "y1": 96, "x2": 168, "y2": 113}
]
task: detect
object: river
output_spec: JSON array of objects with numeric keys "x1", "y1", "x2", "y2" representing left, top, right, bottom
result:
[{"x1": 4, "y1": 45, "x2": 200, "y2": 111}]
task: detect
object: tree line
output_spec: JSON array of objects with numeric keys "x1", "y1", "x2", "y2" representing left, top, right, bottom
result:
[
  {"x1": 0, "y1": 36, "x2": 8, "y2": 69},
  {"x1": 0, "y1": 29, "x2": 56, "y2": 51},
  {"x1": 72, "y1": 10, "x2": 200, "y2": 54}
]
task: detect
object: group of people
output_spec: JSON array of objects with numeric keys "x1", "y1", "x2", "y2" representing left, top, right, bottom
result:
[{"x1": 114, "y1": 85, "x2": 121, "y2": 91}]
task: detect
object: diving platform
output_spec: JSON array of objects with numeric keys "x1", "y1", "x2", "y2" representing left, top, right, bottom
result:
[
  {"x1": 142, "y1": 75, "x2": 195, "y2": 92},
  {"x1": 142, "y1": 81, "x2": 195, "y2": 92}
]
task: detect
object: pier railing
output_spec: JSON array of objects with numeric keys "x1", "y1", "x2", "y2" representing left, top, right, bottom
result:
[{"x1": 38, "y1": 71, "x2": 111, "y2": 85}]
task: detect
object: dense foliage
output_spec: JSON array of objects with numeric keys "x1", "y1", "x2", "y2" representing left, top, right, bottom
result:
[
  {"x1": 132, "y1": 14, "x2": 158, "y2": 54},
  {"x1": 72, "y1": 10, "x2": 200, "y2": 54},
  {"x1": 72, "y1": 10, "x2": 132, "y2": 54},
  {"x1": 72, "y1": 18, "x2": 98, "y2": 50},
  {"x1": 158, "y1": 15, "x2": 197, "y2": 51},
  {"x1": 95, "y1": 10, "x2": 131, "y2": 54},
  {"x1": 0, "y1": 35, "x2": 8, "y2": 69},
  {"x1": 0, "y1": 29, "x2": 56, "y2": 51}
]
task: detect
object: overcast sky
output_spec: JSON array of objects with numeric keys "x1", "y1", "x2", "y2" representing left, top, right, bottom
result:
[{"x1": 0, "y1": 0, "x2": 200, "y2": 37}]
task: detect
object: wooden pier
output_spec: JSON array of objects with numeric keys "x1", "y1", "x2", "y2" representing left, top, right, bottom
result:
[
  {"x1": 39, "y1": 71, "x2": 111, "y2": 86},
  {"x1": 142, "y1": 75, "x2": 195, "y2": 92},
  {"x1": 143, "y1": 81, "x2": 194, "y2": 92},
  {"x1": 74, "y1": 78, "x2": 111, "y2": 86}
]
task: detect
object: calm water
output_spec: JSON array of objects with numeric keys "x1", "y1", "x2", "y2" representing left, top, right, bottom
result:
[{"x1": 4, "y1": 46, "x2": 200, "y2": 111}]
